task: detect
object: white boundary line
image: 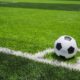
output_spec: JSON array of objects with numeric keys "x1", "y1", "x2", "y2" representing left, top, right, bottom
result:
[
  {"x1": 34, "y1": 48, "x2": 54, "y2": 58},
  {"x1": 0, "y1": 47, "x2": 80, "y2": 71}
]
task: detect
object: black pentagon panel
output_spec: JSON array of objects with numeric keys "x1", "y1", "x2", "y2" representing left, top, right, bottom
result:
[
  {"x1": 64, "y1": 36, "x2": 72, "y2": 41},
  {"x1": 56, "y1": 43, "x2": 62, "y2": 50},
  {"x1": 68, "y1": 46, "x2": 75, "y2": 54}
]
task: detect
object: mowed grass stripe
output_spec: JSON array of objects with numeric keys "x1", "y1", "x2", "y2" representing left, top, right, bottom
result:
[
  {"x1": 0, "y1": 2, "x2": 80, "y2": 11},
  {"x1": 0, "y1": 52, "x2": 80, "y2": 80},
  {"x1": 0, "y1": 0, "x2": 80, "y2": 4}
]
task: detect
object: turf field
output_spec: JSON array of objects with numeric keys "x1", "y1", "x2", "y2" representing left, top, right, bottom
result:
[
  {"x1": 0, "y1": 0, "x2": 80, "y2": 79},
  {"x1": 0, "y1": 1, "x2": 80, "y2": 53},
  {"x1": 0, "y1": 52, "x2": 80, "y2": 80}
]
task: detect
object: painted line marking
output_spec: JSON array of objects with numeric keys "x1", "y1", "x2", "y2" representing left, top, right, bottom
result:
[
  {"x1": 0, "y1": 47, "x2": 80, "y2": 71},
  {"x1": 34, "y1": 48, "x2": 54, "y2": 58}
]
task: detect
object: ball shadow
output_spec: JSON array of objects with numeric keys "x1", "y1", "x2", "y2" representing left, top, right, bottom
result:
[{"x1": 52, "y1": 53, "x2": 75, "y2": 62}]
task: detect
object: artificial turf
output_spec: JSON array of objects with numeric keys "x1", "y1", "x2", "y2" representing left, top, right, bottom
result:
[
  {"x1": 0, "y1": 1, "x2": 80, "y2": 53},
  {"x1": 44, "y1": 52, "x2": 80, "y2": 64},
  {"x1": 0, "y1": 0, "x2": 80, "y2": 79},
  {"x1": 0, "y1": 52, "x2": 80, "y2": 80}
]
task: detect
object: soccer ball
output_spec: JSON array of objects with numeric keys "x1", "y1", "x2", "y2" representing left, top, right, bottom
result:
[{"x1": 54, "y1": 35, "x2": 78, "y2": 59}]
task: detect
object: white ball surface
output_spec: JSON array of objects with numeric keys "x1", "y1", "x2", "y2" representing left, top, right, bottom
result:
[{"x1": 54, "y1": 35, "x2": 78, "y2": 59}]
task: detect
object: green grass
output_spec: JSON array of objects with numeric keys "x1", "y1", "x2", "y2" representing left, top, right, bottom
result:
[
  {"x1": 0, "y1": 0, "x2": 80, "y2": 79},
  {"x1": 0, "y1": 52, "x2": 80, "y2": 80},
  {"x1": 0, "y1": 0, "x2": 80, "y2": 3},
  {"x1": 0, "y1": 1, "x2": 80, "y2": 53},
  {"x1": 0, "y1": 0, "x2": 80, "y2": 64},
  {"x1": 44, "y1": 52, "x2": 80, "y2": 64}
]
